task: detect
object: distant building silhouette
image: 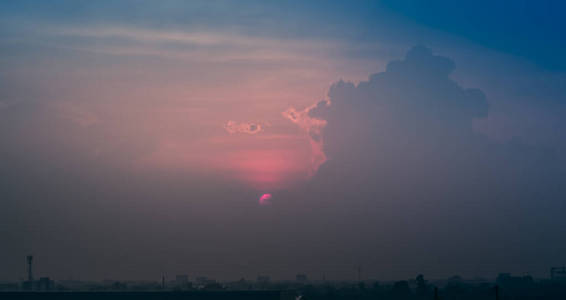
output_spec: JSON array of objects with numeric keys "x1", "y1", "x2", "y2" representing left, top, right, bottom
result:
[
  {"x1": 551, "y1": 266, "x2": 566, "y2": 280},
  {"x1": 295, "y1": 273, "x2": 307, "y2": 283},
  {"x1": 256, "y1": 275, "x2": 270, "y2": 284},
  {"x1": 496, "y1": 273, "x2": 533, "y2": 289},
  {"x1": 175, "y1": 275, "x2": 190, "y2": 289},
  {"x1": 391, "y1": 280, "x2": 411, "y2": 298},
  {"x1": 26, "y1": 256, "x2": 33, "y2": 282},
  {"x1": 20, "y1": 255, "x2": 54, "y2": 291},
  {"x1": 22, "y1": 256, "x2": 34, "y2": 291},
  {"x1": 415, "y1": 274, "x2": 429, "y2": 296},
  {"x1": 38, "y1": 277, "x2": 53, "y2": 291}
]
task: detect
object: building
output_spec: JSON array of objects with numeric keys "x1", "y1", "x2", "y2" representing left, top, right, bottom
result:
[
  {"x1": 496, "y1": 273, "x2": 533, "y2": 288},
  {"x1": 175, "y1": 275, "x2": 190, "y2": 289},
  {"x1": 38, "y1": 277, "x2": 53, "y2": 291},
  {"x1": 551, "y1": 266, "x2": 566, "y2": 281},
  {"x1": 0, "y1": 290, "x2": 296, "y2": 300},
  {"x1": 295, "y1": 273, "x2": 308, "y2": 283},
  {"x1": 256, "y1": 275, "x2": 270, "y2": 284}
]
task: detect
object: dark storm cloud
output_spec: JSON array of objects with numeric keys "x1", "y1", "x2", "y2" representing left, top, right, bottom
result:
[
  {"x1": 312, "y1": 45, "x2": 489, "y2": 162},
  {"x1": 279, "y1": 46, "x2": 566, "y2": 278},
  {"x1": 309, "y1": 46, "x2": 564, "y2": 204}
]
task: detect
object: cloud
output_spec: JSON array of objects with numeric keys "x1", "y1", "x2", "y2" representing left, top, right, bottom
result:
[
  {"x1": 283, "y1": 46, "x2": 566, "y2": 274},
  {"x1": 25, "y1": 24, "x2": 338, "y2": 65},
  {"x1": 282, "y1": 100, "x2": 329, "y2": 176},
  {"x1": 310, "y1": 45, "x2": 489, "y2": 171},
  {"x1": 284, "y1": 46, "x2": 491, "y2": 181},
  {"x1": 224, "y1": 120, "x2": 267, "y2": 135},
  {"x1": 259, "y1": 193, "x2": 273, "y2": 206}
]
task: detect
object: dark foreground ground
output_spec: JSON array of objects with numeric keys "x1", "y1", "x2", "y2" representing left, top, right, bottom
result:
[{"x1": 0, "y1": 291, "x2": 294, "y2": 300}]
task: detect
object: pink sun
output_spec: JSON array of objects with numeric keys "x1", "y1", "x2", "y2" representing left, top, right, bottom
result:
[{"x1": 259, "y1": 193, "x2": 273, "y2": 206}]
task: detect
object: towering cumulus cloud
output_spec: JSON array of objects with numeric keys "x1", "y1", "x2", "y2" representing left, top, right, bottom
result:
[
  {"x1": 282, "y1": 101, "x2": 330, "y2": 176},
  {"x1": 310, "y1": 45, "x2": 489, "y2": 178},
  {"x1": 286, "y1": 46, "x2": 565, "y2": 274}
]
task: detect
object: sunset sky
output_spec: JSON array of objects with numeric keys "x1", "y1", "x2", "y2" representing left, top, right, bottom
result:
[{"x1": 2, "y1": 1, "x2": 566, "y2": 281}]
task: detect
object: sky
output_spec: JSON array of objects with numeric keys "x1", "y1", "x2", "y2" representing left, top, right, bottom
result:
[{"x1": 1, "y1": 0, "x2": 566, "y2": 281}]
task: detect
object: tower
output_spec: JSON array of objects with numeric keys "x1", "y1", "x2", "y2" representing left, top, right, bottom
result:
[
  {"x1": 495, "y1": 285, "x2": 499, "y2": 300},
  {"x1": 26, "y1": 255, "x2": 33, "y2": 282}
]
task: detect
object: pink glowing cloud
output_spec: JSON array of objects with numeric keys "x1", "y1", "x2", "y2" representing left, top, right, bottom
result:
[
  {"x1": 259, "y1": 193, "x2": 272, "y2": 205},
  {"x1": 282, "y1": 100, "x2": 330, "y2": 176},
  {"x1": 224, "y1": 120, "x2": 267, "y2": 134},
  {"x1": 136, "y1": 100, "x2": 331, "y2": 191}
]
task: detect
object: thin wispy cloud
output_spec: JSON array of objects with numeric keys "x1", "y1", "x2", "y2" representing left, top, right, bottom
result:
[
  {"x1": 224, "y1": 120, "x2": 267, "y2": 135},
  {"x1": 282, "y1": 101, "x2": 329, "y2": 176},
  {"x1": 16, "y1": 24, "x2": 340, "y2": 65}
]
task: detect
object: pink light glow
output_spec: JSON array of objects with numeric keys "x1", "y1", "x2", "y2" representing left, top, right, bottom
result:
[
  {"x1": 259, "y1": 193, "x2": 273, "y2": 206},
  {"x1": 136, "y1": 133, "x2": 315, "y2": 190},
  {"x1": 11, "y1": 25, "x2": 379, "y2": 195}
]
